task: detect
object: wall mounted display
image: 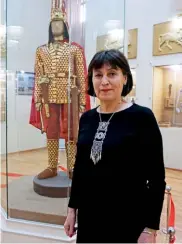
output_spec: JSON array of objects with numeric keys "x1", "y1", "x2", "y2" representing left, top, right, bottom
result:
[
  {"x1": 153, "y1": 20, "x2": 182, "y2": 56},
  {"x1": 96, "y1": 29, "x2": 124, "y2": 52},
  {"x1": 152, "y1": 65, "x2": 182, "y2": 127},
  {"x1": 127, "y1": 28, "x2": 138, "y2": 59},
  {"x1": 15, "y1": 71, "x2": 34, "y2": 95}
]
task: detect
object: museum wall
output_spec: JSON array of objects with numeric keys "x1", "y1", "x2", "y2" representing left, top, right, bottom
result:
[
  {"x1": 1, "y1": 0, "x2": 53, "y2": 154},
  {"x1": 125, "y1": 0, "x2": 182, "y2": 169}
]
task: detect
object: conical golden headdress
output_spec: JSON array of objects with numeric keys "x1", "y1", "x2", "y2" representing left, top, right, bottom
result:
[{"x1": 51, "y1": 0, "x2": 67, "y2": 22}]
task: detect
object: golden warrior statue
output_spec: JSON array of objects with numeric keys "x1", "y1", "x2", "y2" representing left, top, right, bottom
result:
[{"x1": 29, "y1": 0, "x2": 90, "y2": 180}]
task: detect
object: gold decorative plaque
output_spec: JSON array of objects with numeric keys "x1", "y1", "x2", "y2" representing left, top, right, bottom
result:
[
  {"x1": 96, "y1": 30, "x2": 124, "y2": 52},
  {"x1": 127, "y1": 28, "x2": 138, "y2": 59},
  {"x1": 153, "y1": 21, "x2": 182, "y2": 56}
]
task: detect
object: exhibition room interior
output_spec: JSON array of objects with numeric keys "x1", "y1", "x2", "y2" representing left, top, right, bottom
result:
[{"x1": 0, "y1": 0, "x2": 182, "y2": 242}]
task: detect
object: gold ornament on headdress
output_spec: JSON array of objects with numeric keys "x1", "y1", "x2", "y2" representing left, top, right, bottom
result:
[{"x1": 51, "y1": 0, "x2": 67, "y2": 21}]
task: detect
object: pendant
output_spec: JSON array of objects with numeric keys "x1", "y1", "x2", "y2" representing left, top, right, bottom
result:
[{"x1": 90, "y1": 121, "x2": 110, "y2": 164}]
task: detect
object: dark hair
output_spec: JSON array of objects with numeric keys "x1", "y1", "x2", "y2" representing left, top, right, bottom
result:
[
  {"x1": 87, "y1": 49, "x2": 133, "y2": 97},
  {"x1": 48, "y1": 20, "x2": 69, "y2": 43}
]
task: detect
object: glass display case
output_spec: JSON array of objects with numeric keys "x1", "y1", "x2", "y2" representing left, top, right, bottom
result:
[
  {"x1": 0, "y1": 0, "x2": 125, "y2": 226},
  {"x1": 152, "y1": 65, "x2": 182, "y2": 127}
]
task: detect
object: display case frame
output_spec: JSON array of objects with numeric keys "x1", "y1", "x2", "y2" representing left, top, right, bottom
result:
[
  {"x1": 152, "y1": 64, "x2": 182, "y2": 128},
  {"x1": 1, "y1": 0, "x2": 8, "y2": 219}
]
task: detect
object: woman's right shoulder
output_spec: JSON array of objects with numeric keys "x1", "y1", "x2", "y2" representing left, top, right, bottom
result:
[
  {"x1": 81, "y1": 107, "x2": 97, "y2": 119},
  {"x1": 79, "y1": 107, "x2": 98, "y2": 123}
]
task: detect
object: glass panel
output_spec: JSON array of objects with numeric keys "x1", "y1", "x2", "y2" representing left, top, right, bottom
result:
[
  {"x1": 6, "y1": 0, "x2": 73, "y2": 225},
  {"x1": 152, "y1": 65, "x2": 182, "y2": 128},
  {"x1": 0, "y1": 0, "x2": 8, "y2": 217},
  {"x1": 84, "y1": 0, "x2": 125, "y2": 108},
  {"x1": 4, "y1": 0, "x2": 125, "y2": 226},
  {"x1": 67, "y1": 0, "x2": 90, "y2": 178}
]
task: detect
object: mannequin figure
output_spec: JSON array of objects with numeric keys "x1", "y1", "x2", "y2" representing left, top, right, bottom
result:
[{"x1": 29, "y1": 0, "x2": 90, "y2": 180}]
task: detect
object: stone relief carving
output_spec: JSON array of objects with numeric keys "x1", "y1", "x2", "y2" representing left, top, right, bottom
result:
[
  {"x1": 158, "y1": 28, "x2": 182, "y2": 52},
  {"x1": 104, "y1": 34, "x2": 124, "y2": 52}
]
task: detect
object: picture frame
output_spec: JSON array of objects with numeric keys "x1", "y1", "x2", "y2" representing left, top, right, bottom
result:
[
  {"x1": 153, "y1": 20, "x2": 182, "y2": 56},
  {"x1": 16, "y1": 71, "x2": 35, "y2": 95},
  {"x1": 96, "y1": 29, "x2": 124, "y2": 53},
  {"x1": 127, "y1": 28, "x2": 138, "y2": 59}
]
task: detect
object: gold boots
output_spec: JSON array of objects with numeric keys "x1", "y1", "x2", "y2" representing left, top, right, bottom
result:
[
  {"x1": 37, "y1": 139, "x2": 59, "y2": 179},
  {"x1": 66, "y1": 141, "x2": 76, "y2": 179}
]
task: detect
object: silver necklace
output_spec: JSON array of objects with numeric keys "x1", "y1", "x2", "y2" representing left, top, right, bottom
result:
[{"x1": 90, "y1": 107, "x2": 116, "y2": 165}]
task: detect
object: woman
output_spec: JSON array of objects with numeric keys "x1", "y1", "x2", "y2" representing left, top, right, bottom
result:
[{"x1": 64, "y1": 49, "x2": 166, "y2": 243}]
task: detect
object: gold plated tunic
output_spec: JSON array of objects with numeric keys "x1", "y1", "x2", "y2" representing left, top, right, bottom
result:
[{"x1": 34, "y1": 41, "x2": 86, "y2": 105}]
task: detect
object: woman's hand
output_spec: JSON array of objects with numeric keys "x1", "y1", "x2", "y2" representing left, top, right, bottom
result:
[
  {"x1": 138, "y1": 230, "x2": 157, "y2": 243},
  {"x1": 64, "y1": 208, "x2": 77, "y2": 238}
]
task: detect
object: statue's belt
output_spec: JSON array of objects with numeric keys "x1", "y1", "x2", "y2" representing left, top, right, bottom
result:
[
  {"x1": 43, "y1": 72, "x2": 76, "y2": 78},
  {"x1": 38, "y1": 73, "x2": 77, "y2": 85},
  {"x1": 47, "y1": 72, "x2": 77, "y2": 79}
]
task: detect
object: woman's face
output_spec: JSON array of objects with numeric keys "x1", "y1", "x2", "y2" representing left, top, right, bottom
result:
[{"x1": 92, "y1": 64, "x2": 127, "y2": 102}]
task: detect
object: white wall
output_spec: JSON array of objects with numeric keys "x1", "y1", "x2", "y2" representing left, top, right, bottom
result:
[
  {"x1": 125, "y1": 0, "x2": 182, "y2": 170},
  {"x1": 1, "y1": 0, "x2": 53, "y2": 154}
]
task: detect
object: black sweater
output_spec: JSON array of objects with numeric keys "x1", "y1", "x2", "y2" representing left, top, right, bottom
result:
[{"x1": 68, "y1": 103, "x2": 166, "y2": 231}]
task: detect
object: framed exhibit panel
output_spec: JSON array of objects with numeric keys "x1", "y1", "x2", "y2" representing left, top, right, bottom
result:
[
  {"x1": 96, "y1": 29, "x2": 124, "y2": 52},
  {"x1": 153, "y1": 18, "x2": 182, "y2": 56},
  {"x1": 127, "y1": 28, "x2": 138, "y2": 59},
  {"x1": 15, "y1": 71, "x2": 34, "y2": 95},
  {"x1": 152, "y1": 65, "x2": 182, "y2": 127}
]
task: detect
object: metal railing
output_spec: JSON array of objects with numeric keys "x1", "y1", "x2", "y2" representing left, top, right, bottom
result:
[{"x1": 158, "y1": 185, "x2": 176, "y2": 243}]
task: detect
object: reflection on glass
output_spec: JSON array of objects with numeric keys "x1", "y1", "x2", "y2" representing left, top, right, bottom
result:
[
  {"x1": 85, "y1": 0, "x2": 125, "y2": 108},
  {"x1": 125, "y1": 68, "x2": 136, "y2": 103},
  {"x1": 3, "y1": 0, "x2": 125, "y2": 226},
  {"x1": 6, "y1": 0, "x2": 75, "y2": 225},
  {"x1": 153, "y1": 65, "x2": 182, "y2": 127}
]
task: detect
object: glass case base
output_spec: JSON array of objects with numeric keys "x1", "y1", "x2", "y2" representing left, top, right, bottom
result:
[{"x1": 1, "y1": 175, "x2": 68, "y2": 225}]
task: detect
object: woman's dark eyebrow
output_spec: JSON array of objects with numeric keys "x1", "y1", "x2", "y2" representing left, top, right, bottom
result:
[{"x1": 93, "y1": 67, "x2": 118, "y2": 72}]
